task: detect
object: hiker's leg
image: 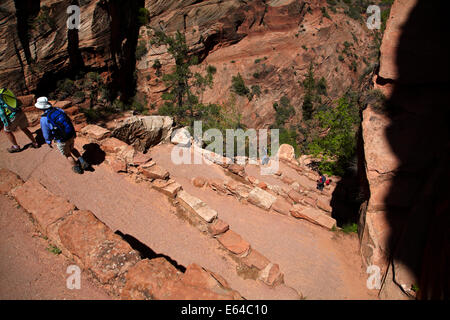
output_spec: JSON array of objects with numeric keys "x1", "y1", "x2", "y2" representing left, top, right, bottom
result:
[
  {"x1": 57, "y1": 140, "x2": 77, "y2": 166},
  {"x1": 20, "y1": 127, "x2": 38, "y2": 145},
  {"x1": 4, "y1": 131, "x2": 18, "y2": 146}
]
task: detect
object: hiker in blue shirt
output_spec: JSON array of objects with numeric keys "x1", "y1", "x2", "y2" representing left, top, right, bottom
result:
[
  {"x1": 35, "y1": 97, "x2": 88, "y2": 174},
  {"x1": 0, "y1": 89, "x2": 39, "y2": 153}
]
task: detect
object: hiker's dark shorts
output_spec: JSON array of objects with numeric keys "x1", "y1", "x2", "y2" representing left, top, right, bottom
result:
[
  {"x1": 3, "y1": 111, "x2": 29, "y2": 133},
  {"x1": 56, "y1": 137, "x2": 75, "y2": 157}
]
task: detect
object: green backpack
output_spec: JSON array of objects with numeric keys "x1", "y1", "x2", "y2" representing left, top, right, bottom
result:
[{"x1": 0, "y1": 88, "x2": 19, "y2": 117}]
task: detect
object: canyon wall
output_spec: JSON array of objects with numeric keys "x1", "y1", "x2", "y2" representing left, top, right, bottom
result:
[
  {"x1": 1, "y1": 0, "x2": 379, "y2": 129},
  {"x1": 360, "y1": 0, "x2": 449, "y2": 299}
]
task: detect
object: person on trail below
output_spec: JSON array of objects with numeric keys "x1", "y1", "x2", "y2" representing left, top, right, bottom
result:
[
  {"x1": 261, "y1": 147, "x2": 270, "y2": 165},
  {"x1": 317, "y1": 172, "x2": 326, "y2": 191},
  {"x1": 0, "y1": 88, "x2": 39, "y2": 153},
  {"x1": 35, "y1": 97, "x2": 89, "y2": 174}
]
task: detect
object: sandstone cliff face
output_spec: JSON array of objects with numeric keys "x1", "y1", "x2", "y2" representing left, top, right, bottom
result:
[
  {"x1": 0, "y1": 0, "x2": 144, "y2": 100},
  {"x1": 137, "y1": 0, "x2": 376, "y2": 128},
  {"x1": 0, "y1": 0, "x2": 111, "y2": 93},
  {"x1": 1, "y1": 0, "x2": 379, "y2": 129},
  {"x1": 360, "y1": 0, "x2": 449, "y2": 299}
]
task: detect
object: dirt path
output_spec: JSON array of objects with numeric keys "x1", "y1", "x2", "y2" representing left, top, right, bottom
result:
[
  {"x1": 0, "y1": 132, "x2": 299, "y2": 300},
  {"x1": 0, "y1": 194, "x2": 111, "y2": 300},
  {"x1": 149, "y1": 144, "x2": 378, "y2": 300}
]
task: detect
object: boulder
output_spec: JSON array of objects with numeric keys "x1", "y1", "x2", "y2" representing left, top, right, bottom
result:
[
  {"x1": 171, "y1": 127, "x2": 191, "y2": 146},
  {"x1": 241, "y1": 249, "x2": 271, "y2": 271},
  {"x1": 192, "y1": 177, "x2": 207, "y2": 188},
  {"x1": 12, "y1": 179, "x2": 75, "y2": 236},
  {"x1": 277, "y1": 144, "x2": 295, "y2": 161},
  {"x1": 81, "y1": 124, "x2": 111, "y2": 141},
  {"x1": 53, "y1": 100, "x2": 72, "y2": 109},
  {"x1": 161, "y1": 182, "x2": 182, "y2": 198},
  {"x1": 121, "y1": 258, "x2": 180, "y2": 300},
  {"x1": 228, "y1": 163, "x2": 245, "y2": 177},
  {"x1": 287, "y1": 190, "x2": 303, "y2": 203},
  {"x1": 140, "y1": 165, "x2": 170, "y2": 180},
  {"x1": 248, "y1": 187, "x2": 277, "y2": 210},
  {"x1": 177, "y1": 190, "x2": 217, "y2": 223},
  {"x1": 316, "y1": 198, "x2": 332, "y2": 213},
  {"x1": 208, "y1": 219, "x2": 229, "y2": 236},
  {"x1": 112, "y1": 116, "x2": 173, "y2": 152},
  {"x1": 271, "y1": 198, "x2": 292, "y2": 215},
  {"x1": 257, "y1": 181, "x2": 268, "y2": 190},
  {"x1": 105, "y1": 156, "x2": 127, "y2": 173},
  {"x1": 217, "y1": 230, "x2": 250, "y2": 256},
  {"x1": 58, "y1": 210, "x2": 140, "y2": 284},
  {"x1": 209, "y1": 179, "x2": 228, "y2": 194},
  {"x1": 101, "y1": 137, "x2": 136, "y2": 163},
  {"x1": 258, "y1": 263, "x2": 284, "y2": 287},
  {"x1": 290, "y1": 205, "x2": 336, "y2": 230},
  {"x1": 130, "y1": 152, "x2": 153, "y2": 167},
  {"x1": 16, "y1": 94, "x2": 35, "y2": 107}
]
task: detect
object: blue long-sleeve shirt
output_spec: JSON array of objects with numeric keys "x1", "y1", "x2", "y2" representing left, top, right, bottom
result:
[{"x1": 40, "y1": 108, "x2": 64, "y2": 144}]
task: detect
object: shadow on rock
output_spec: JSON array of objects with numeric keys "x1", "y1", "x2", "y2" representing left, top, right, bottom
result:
[{"x1": 81, "y1": 143, "x2": 106, "y2": 168}]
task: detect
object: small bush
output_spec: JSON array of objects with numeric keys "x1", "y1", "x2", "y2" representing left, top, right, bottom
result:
[
  {"x1": 135, "y1": 40, "x2": 148, "y2": 60},
  {"x1": 47, "y1": 244, "x2": 62, "y2": 255},
  {"x1": 321, "y1": 7, "x2": 331, "y2": 20},
  {"x1": 342, "y1": 223, "x2": 358, "y2": 234},
  {"x1": 137, "y1": 7, "x2": 150, "y2": 26},
  {"x1": 231, "y1": 73, "x2": 250, "y2": 97}
]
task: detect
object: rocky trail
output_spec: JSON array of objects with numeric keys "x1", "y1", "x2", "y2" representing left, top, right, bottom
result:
[{"x1": 0, "y1": 124, "x2": 377, "y2": 300}]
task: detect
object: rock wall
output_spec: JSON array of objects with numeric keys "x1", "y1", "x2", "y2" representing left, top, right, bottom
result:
[
  {"x1": 360, "y1": 0, "x2": 449, "y2": 299},
  {"x1": 137, "y1": 0, "x2": 377, "y2": 128}
]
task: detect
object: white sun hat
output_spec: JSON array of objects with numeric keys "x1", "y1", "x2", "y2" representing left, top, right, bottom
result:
[{"x1": 35, "y1": 96, "x2": 52, "y2": 110}]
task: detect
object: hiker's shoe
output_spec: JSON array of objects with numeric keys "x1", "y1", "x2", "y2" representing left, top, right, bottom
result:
[
  {"x1": 7, "y1": 146, "x2": 21, "y2": 153},
  {"x1": 72, "y1": 165, "x2": 83, "y2": 174},
  {"x1": 31, "y1": 142, "x2": 39, "y2": 149},
  {"x1": 80, "y1": 161, "x2": 90, "y2": 170}
]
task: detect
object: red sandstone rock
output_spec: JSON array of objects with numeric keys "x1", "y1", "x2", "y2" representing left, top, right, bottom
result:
[
  {"x1": 192, "y1": 176, "x2": 207, "y2": 188},
  {"x1": 217, "y1": 230, "x2": 250, "y2": 256},
  {"x1": 208, "y1": 219, "x2": 229, "y2": 236},
  {"x1": 228, "y1": 164, "x2": 245, "y2": 176},
  {"x1": 54, "y1": 101, "x2": 72, "y2": 109},
  {"x1": 58, "y1": 210, "x2": 140, "y2": 284},
  {"x1": 277, "y1": 144, "x2": 295, "y2": 161},
  {"x1": 12, "y1": 179, "x2": 75, "y2": 234},
  {"x1": 0, "y1": 169, "x2": 23, "y2": 194},
  {"x1": 257, "y1": 181, "x2": 268, "y2": 190},
  {"x1": 241, "y1": 249, "x2": 270, "y2": 271},
  {"x1": 16, "y1": 94, "x2": 35, "y2": 107},
  {"x1": 120, "y1": 258, "x2": 180, "y2": 300},
  {"x1": 140, "y1": 165, "x2": 170, "y2": 180},
  {"x1": 258, "y1": 263, "x2": 284, "y2": 287},
  {"x1": 271, "y1": 198, "x2": 292, "y2": 216},
  {"x1": 81, "y1": 124, "x2": 111, "y2": 141},
  {"x1": 287, "y1": 190, "x2": 303, "y2": 203},
  {"x1": 64, "y1": 106, "x2": 79, "y2": 116}
]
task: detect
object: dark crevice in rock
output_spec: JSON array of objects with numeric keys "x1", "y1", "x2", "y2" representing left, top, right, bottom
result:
[
  {"x1": 13, "y1": 0, "x2": 40, "y2": 65},
  {"x1": 115, "y1": 230, "x2": 187, "y2": 273},
  {"x1": 102, "y1": 0, "x2": 145, "y2": 103},
  {"x1": 67, "y1": 0, "x2": 85, "y2": 74}
]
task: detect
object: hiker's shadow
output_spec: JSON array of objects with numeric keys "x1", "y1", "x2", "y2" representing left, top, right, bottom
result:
[{"x1": 81, "y1": 143, "x2": 106, "y2": 172}]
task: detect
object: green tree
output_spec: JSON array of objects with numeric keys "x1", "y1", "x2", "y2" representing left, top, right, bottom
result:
[
  {"x1": 150, "y1": 30, "x2": 199, "y2": 120},
  {"x1": 307, "y1": 95, "x2": 360, "y2": 175}
]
